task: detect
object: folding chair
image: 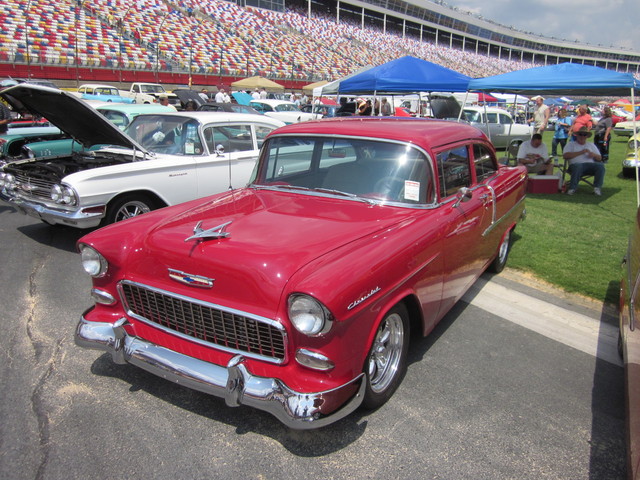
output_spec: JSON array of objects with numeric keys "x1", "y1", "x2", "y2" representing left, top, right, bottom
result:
[{"x1": 559, "y1": 157, "x2": 595, "y2": 190}]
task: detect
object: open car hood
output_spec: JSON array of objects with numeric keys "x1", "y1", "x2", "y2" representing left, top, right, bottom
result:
[
  {"x1": 0, "y1": 84, "x2": 148, "y2": 152},
  {"x1": 172, "y1": 89, "x2": 205, "y2": 108}
]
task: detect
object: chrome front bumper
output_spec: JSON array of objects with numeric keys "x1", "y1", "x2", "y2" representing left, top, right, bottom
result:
[
  {"x1": 75, "y1": 316, "x2": 365, "y2": 429},
  {"x1": 0, "y1": 192, "x2": 104, "y2": 228}
]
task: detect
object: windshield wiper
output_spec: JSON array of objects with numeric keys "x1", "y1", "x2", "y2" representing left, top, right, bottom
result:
[
  {"x1": 312, "y1": 188, "x2": 377, "y2": 205},
  {"x1": 251, "y1": 184, "x2": 310, "y2": 192}
]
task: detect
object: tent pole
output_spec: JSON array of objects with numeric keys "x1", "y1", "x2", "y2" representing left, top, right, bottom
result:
[
  {"x1": 633, "y1": 87, "x2": 639, "y2": 206},
  {"x1": 458, "y1": 91, "x2": 469, "y2": 121}
]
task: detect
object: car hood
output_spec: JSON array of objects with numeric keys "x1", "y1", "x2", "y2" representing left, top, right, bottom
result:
[
  {"x1": 0, "y1": 84, "x2": 148, "y2": 151},
  {"x1": 172, "y1": 89, "x2": 205, "y2": 107},
  {"x1": 121, "y1": 188, "x2": 414, "y2": 315}
]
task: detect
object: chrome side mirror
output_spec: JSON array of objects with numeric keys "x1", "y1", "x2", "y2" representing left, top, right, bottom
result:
[
  {"x1": 453, "y1": 187, "x2": 473, "y2": 208},
  {"x1": 215, "y1": 144, "x2": 225, "y2": 156}
]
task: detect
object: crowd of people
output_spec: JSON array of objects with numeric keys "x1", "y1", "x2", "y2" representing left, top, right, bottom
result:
[{"x1": 517, "y1": 96, "x2": 614, "y2": 196}]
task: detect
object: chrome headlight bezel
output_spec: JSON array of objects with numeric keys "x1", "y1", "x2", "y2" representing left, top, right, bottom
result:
[
  {"x1": 79, "y1": 244, "x2": 108, "y2": 278},
  {"x1": 0, "y1": 172, "x2": 16, "y2": 190},
  {"x1": 50, "y1": 184, "x2": 78, "y2": 206},
  {"x1": 288, "y1": 294, "x2": 333, "y2": 336}
]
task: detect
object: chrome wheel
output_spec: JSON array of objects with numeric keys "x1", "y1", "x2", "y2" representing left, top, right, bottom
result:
[
  {"x1": 368, "y1": 312, "x2": 404, "y2": 393},
  {"x1": 489, "y1": 229, "x2": 511, "y2": 273},
  {"x1": 114, "y1": 200, "x2": 152, "y2": 222}
]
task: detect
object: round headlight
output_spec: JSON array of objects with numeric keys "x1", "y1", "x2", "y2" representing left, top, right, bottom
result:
[
  {"x1": 288, "y1": 294, "x2": 332, "y2": 336},
  {"x1": 0, "y1": 172, "x2": 15, "y2": 190},
  {"x1": 79, "y1": 244, "x2": 108, "y2": 277},
  {"x1": 51, "y1": 184, "x2": 77, "y2": 205}
]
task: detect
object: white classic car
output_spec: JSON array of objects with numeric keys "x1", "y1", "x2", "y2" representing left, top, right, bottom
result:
[
  {"x1": 463, "y1": 106, "x2": 534, "y2": 149},
  {"x1": 0, "y1": 84, "x2": 285, "y2": 229},
  {"x1": 249, "y1": 99, "x2": 319, "y2": 124}
]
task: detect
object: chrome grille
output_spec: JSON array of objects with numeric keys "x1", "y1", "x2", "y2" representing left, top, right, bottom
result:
[
  {"x1": 13, "y1": 172, "x2": 56, "y2": 201},
  {"x1": 120, "y1": 282, "x2": 286, "y2": 362}
]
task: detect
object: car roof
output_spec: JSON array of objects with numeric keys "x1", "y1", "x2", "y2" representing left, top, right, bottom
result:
[
  {"x1": 138, "y1": 111, "x2": 286, "y2": 127},
  {"x1": 463, "y1": 106, "x2": 511, "y2": 114},
  {"x1": 250, "y1": 99, "x2": 294, "y2": 106},
  {"x1": 268, "y1": 117, "x2": 489, "y2": 150},
  {"x1": 79, "y1": 84, "x2": 119, "y2": 89},
  {"x1": 96, "y1": 104, "x2": 174, "y2": 115}
]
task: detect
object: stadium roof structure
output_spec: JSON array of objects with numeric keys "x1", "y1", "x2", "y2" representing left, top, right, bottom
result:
[{"x1": 468, "y1": 63, "x2": 639, "y2": 97}]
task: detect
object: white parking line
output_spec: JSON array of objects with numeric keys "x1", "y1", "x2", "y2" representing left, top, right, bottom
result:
[{"x1": 462, "y1": 280, "x2": 622, "y2": 367}]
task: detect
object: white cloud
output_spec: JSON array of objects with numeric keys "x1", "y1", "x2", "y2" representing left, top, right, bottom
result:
[{"x1": 439, "y1": 0, "x2": 639, "y2": 51}]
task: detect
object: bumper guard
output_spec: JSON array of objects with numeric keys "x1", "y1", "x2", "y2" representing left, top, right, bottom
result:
[{"x1": 75, "y1": 316, "x2": 365, "y2": 429}]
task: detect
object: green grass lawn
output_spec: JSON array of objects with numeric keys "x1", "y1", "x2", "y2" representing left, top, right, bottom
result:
[{"x1": 506, "y1": 130, "x2": 637, "y2": 305}]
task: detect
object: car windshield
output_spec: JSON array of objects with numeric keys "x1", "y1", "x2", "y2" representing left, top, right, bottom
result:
[
  {"x1": 252, "y1": 136, "x2": 434, "y2": 205},
  {"x1": 274, "y1": 104, "x2": 300, "y2": 112},
  {"x1": 141, "y1": 85, "x2": 166, "y2": 94},
  {"x1": 126, "y1": 115, "x2": 203, "y2": 155}
]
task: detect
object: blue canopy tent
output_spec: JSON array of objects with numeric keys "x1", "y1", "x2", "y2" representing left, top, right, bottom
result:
[
  {"x1": 469, "y1": 63, "x2": 640, "y2": 204},
  {"x1": 338, "y1": 56, "x2": 471, "y2": 95}
]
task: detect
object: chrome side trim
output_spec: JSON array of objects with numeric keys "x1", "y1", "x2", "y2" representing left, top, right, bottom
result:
[
  {"x1": 482, "y1": 196, "x2": 525, "y2": 237},
  {"x1": 75, "y1": 315, "x2": 365, "y2": 429}
]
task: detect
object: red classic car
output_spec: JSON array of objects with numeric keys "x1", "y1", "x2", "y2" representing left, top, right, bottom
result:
[{"x1": 75, "y1": 117, "x2": 527, "y2": 429}]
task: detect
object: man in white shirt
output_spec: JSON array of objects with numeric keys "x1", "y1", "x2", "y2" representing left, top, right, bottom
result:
[
  {"x1": 528, "y1": 95, "x2": 550, "y2": 134},
  {"x1": 517, "y1": 133, "x2": 553, "y2": 175},
  {"x1": 214, "y1": 88, "x2": 226, "y2": 103},
  {"x1": 562, "y1": 127, "x2": 604, "y2": 196}
]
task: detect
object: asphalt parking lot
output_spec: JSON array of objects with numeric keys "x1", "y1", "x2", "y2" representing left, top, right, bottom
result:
[{"x1": 0, "y1": 204, "x2": 626, "y2": 480}]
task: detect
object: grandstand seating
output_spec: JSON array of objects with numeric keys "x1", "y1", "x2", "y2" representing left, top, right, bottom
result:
[{"x1": 1, "y1": 0, "x2": 636, "y2": 83}]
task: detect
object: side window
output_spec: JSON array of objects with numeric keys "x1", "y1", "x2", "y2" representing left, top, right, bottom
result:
[
  {"x1": 437, "y1": 145, "x2": 471, "y2": 198},
  {"x1": 473, "y1": 144, "x2": 498, "y2": 182},
  {"x1": 255, "y1": 125, "x2": 276, "y2": 148},
  {"x1": 181, "y1": 121, "x2": 203, "y2": 155},
  {"x1": 203, "y1": 125, "x2": 253, "y2": 153},
  {"x1": 486, "y1": 113, "x2": 498, "y2": 124},
  {"x1": 499, "y1": 113, "x2": 513, "y2": 125}
]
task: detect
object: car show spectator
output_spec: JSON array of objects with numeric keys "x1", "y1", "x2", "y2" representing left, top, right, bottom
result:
[
  {"x1": 563, "y1": 127, "x2": 604, "y2": 196},
  {"x1": 0, "y1": 100, "x2": 11, "y2": 134},
  {"x1": 517, "y1": 133, "x2": 553, "y2": 175},
  {"x1": 528, "y1": 95, "x2": 550, "y2": 134},
  {"x1": 215, "y1": 88, "x2": 226, "y2": 103},
  {"x1": 568, "y1": 105, "x2": 593, "y2": 138},
  {"x1": 551, "y1": 108, "x2": 573, "y2": 160},
  {"x1": 594, "y1": 106, "x2": 613, "y2": 163},
  {"x1": 380, "y1": 97, "x2": 392, "y2": 116}
]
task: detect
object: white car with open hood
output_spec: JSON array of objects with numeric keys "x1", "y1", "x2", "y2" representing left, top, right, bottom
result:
[{"x1": 0, "y1": 84, "x2": 284, "y2": 229}]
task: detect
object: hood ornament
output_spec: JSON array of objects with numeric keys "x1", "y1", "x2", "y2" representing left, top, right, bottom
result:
[{"x1": 185, "y1": 220, "x2": 232, "y2": 242}]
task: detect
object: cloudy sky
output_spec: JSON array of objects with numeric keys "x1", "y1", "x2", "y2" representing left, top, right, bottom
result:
[{"x1": 438, "y1": 0, "x2": 639, "y2": 52}]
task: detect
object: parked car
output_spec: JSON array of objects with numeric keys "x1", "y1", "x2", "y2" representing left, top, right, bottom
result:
[
  {"x1": 300, "y1": 103, "x2": 340, "y2": 117},
  {"x1": 74, "y1": 117, "x2": 527, "y2": 429},
  {"x1": 0, "y1": 84, "x2": 285, "y2": 228},
  {"x1": 77, "y1": 84, "x2": 134, "y2": 104},
  {"x1": 614, "y1": 115, "x2": 640, "y2": 138},
  {"x1": 0, "y1": 126, "x2": 66, "y2": 163},
  {"x1": 249, "y1": 99, "x2": 319, "y2": 123},
  {"x1": 198, "y1": 103, "x2": 261, "y2": 115},
  {"x1": 18, "y1": 103, "x2": 177, "y2": 160},
  {"x1": 619, "y1": 206, "x2": 640, "y2": 480},
  {"x1": 462, "y1": 106, "x2": 534, "y2": 149},
  {"x1": 622, "y1": 133, "x2": 640, "y2": 178}
]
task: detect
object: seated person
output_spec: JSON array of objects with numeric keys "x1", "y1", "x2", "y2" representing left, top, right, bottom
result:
[
  {"x1": 517, "y1": 133, "x2": 553, "y2": 175},
  {"x1": 562, "y1": 127, "x2": 604, "y2": 196}
]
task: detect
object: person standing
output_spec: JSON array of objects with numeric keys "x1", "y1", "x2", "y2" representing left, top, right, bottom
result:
[
  {"x1": 380, "y1": 97, "x2": 392, "y2": 116},
  {"x1": 215, "y1": 88, "x2": 226, "y2": 103},
  {"x1": 594, "y1": 106, "x2": 613, "y2": 163},
  {"x1": 528, "y1": 95, "x2": 550, "y2": 134},
  {"x1": 551, "y1": 108, "x2": 573, "y2": 161},
  {"x1": 563, "y1": 127, "x2": 604, "y2": 196},
  {"x1": 0, "y1": 100, "x2": 12, "y2": 134}
]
